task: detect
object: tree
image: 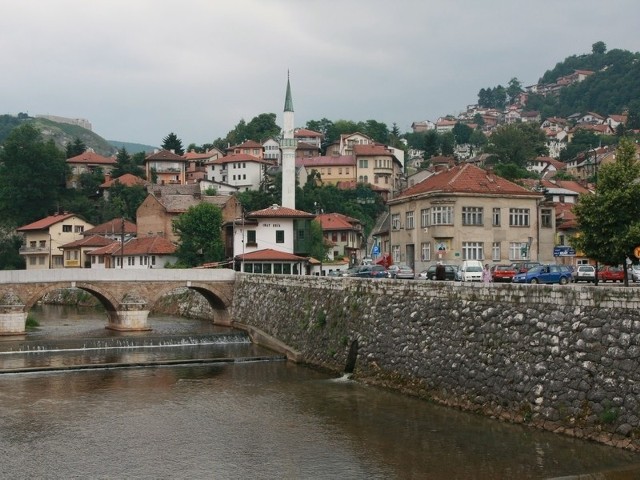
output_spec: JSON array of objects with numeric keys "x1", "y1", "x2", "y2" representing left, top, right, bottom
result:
[
  {"x1": 112, "y1": 147, "x2": 145, "y2": 178},
  {"x1": 440, "y1": 132, "x2": 455, "y2": 156},
  {"x1": 245, "y1": 113, "x2": 280, "y2": 141},
  {"x1": 571, "y1": 138, "x2": 640, "y2": 277},
  {"x1": 506, "y1": 77, "x2": 523, "y2": 104},
  {"x1": 452, "y1": 122, "x2": 473, "y2": 145},
  {"x1": 161, "y1": 132, "x2": 184, "y2": 155},
  {"x1": 592, "y1": 41, "x2": 607, "y2": 55},
  {"x1": 65, "y1": 137, "x2": 87, "y2": 158},
  {"x1": 173, "y1": 202, "x2": 225, "y2": 267},
  {"x1": 0, "y1": 124, "x2": 68, "y2": 226},
  {"x1": 423, "y1": 130, "x2": 440, "y2": 159},
  {"x1": 485, "y1": 123, "x2": 548, "y2": 167},
  {"x1": 307, "y1": 220, "x2": 328, "y2": 261},
  {"x1": 0, "y1": 225, "x2": 24, "y2": 270}
]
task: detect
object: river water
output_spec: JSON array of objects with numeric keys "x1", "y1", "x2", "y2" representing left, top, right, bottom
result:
[{"x1": 1, "y1": 305, "x2": 639, "y2": 479}]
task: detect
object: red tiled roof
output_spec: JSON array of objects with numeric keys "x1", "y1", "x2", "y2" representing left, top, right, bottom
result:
[
  {"x1": 295, "y1": 128, "x2": 323, "y2": 138},
  {"x1": 352, "y1": 144, "x2": 394, "y2": 156},
  {"x1": 183, "y1": 151, "x2": 217, "y2": 160},
  {"x1": 90, "y1": 236, "x2": 176, "y2": 256},
  {"x1": 67, "y1": 151, "x2": 116, "y2": 165},
  {"x1": 247, "y1": 205, "x2": 314, "y2": 218},
  {"x1": 100, "y1": 173, "x2": 147, "y2": 188},
  {"x1": 17, "y1": 212, "x2": 79, "y2": 231},
  {"x1": 61, "y1": 235, "x2": 116, "y2": 249},
  {"x1": 315, "y1": 213, "x2": 360, "y2": 230},
  {"x1": 84, "y1": 218, "x2": 137, "y2": 236},
  {"x1": 211, "y1": 153, "x2": 271, "y2": 165},
  {"x1": 145, "y1": 149, "x2": 186, "y2": 161},
  {"x1": 395, "y1": 164, "x2": 539, "y2": 200},
  {"x1": 231, "y1": 140, "x2": 263, "y2": 149},
  {"x1": 235, "y1": 248, "x2": 307, "y2": 261}
]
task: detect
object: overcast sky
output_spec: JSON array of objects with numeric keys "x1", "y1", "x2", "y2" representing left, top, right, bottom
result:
[{"x1": 2, "y1": 1, "x2": 639, "y2": 147}]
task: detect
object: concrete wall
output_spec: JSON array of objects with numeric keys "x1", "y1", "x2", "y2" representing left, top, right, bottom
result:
[{"x1": 231, "y1": 274, "x2": 640, "y2": 450}]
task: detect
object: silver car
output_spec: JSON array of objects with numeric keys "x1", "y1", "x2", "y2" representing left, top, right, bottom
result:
[{"x1": 572, "y1": 265, "x2": 596, "y2": 283}]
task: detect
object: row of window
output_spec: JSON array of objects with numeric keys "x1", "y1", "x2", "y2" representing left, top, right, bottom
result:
[
  {"x1": 318, "y1": 167, "x2": 350, "y2": 176},
  {"x1": 391, "y1": 207, "x2": 553, "y2": 229},
  {"x1": 390, "y1": 241, "x2": 531, "y2": 263},
  {"x1": 242, "y1": 262, "x2": 301, "y2": 274},
  {"x1": 357, "y1": 159, "x2": 392, "y2": 169},
  {"x1": 247, "y1": 230, "x2": 285, "y2": 244},
  {"x1": 62, "y1": 225, "x2": 85, "y2": 233}
]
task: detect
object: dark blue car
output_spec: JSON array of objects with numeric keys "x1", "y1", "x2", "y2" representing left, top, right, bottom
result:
[{"x1": 512, "y1": 264, "x2": 572, "y2": 285}]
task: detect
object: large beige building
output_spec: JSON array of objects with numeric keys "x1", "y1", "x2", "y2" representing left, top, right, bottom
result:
[
  {"x1": 387, "y1": 164, "x2": 555, "y2": 272},
  {"x1": 17, "y1": 213, "x2": 95, "y2": 269}
]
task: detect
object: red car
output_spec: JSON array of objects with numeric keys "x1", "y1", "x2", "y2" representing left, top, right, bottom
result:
[
  {"x1": 491, "y1": 264, "x2": 516, "y2": 282},
  {"x1": 597, "y1": 266, "x2": 625, "y2": 283}
]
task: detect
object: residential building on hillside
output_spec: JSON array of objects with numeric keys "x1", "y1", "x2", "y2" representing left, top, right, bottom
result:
[
  {"x1": 227, "y1": 140, "x2": 264, "y2": 159},
  {"x1": 88, "y1": 236, "x2": 177, "y2": 269},
  {"x1": 183, "y1": 150, "x2": 222, "y2": 184},
  {"x1": 136, "y1": 184, "x2": 241, "y2": 243},
  {"x1": 145, "y1": 149, "x2": 187, "y2": 185},
  {"x1": 206, "y1": 153, "x2": 271, "y2": 191},
  {"x1": 315, "y1": 213, "x2": 364, "y2": 263},
  {"x1": 263, "y1": 138, "x2": 281, "y2": 163},
  {"x1": 197, "y1": 179, "x2": 239, "y2": 196},
  {"x1": 295, "y1": 142, "x2": 321, "y2": 159},
  {"x1": 353, "y1": 144, "x2": 403, "y2": 196},
  {"x1": 59, "y1": 235, "x2": 115, "y2": 269},
  {"x1": 326, "y1": 132, "x2": 374, "y2": 156},
  {"x1": 66, "y1": 149, "x2": 117, "y2": 188},
  {"x1": 526, "y1": 156, "x2": 566, "y2": 177},
  {"x1": 296, "y1": 155, "x2": 355, "y2": 185},
  {"x1": 387, "y1": 164, "x2": 555, "y2": 272},
  {"x1": 17, "y1": 213, "x2": 95, "y2": 270},
  {"x1": 411, "y1": 120, "x2": 435, "y2": 133},
  {"x1": 294, "y1": 128, "x2": 324, "y2": 148}
]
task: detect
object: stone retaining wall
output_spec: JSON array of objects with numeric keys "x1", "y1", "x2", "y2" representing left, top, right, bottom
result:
[{"x1": 231, "y1": 274, "x2": 640, "y2": 451}]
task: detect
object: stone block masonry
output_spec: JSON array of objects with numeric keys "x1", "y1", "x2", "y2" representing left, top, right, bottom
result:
[{"x1": 231, "y1": 274, "x2": 640, "y2": 451}]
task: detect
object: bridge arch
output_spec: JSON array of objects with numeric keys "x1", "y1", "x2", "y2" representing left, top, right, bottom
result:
[{"x1": 23, "y1": 283, "x2": 121, "y2": 315}]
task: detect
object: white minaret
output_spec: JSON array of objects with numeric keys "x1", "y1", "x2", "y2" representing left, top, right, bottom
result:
[{"x1": 281, "y1": 72, "x2": 296, "y2": 209}]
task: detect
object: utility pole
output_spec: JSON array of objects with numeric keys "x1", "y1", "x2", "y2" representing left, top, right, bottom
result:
[{"x1": 121, "y1": 216, "x2": 125, "y2": 269}]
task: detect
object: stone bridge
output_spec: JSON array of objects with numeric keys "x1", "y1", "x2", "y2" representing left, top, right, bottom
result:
[{"x1": 0, "y1": 269, "x2": 236, "y2": 335}]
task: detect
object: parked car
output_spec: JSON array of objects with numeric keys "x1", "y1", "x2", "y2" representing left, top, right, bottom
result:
[
  {"x1": 394, "y1": 265, "x2": 415, "y2": 279},
  {"x1": 350, "y1": 264, "x2": 389, "y2": 278},
  {"x1": 460, "y1": 260, "x2": 483, "y2": 282},
  {"x1": 572, "y1": 265, "x2": 596, "y2": 283},
  {"x1": 491, "y1": 264, "x2": 516, "y2": 282},
  {"x1": 418, "y1": 264, "x2": 457, "y2": 281},
  {"x1": 387, "y1": 264, "x2": 402, "y2": 278},
  {"x1": 511, "y1": 261, "x2": 542, "y2": 273},
  {"x1": 598, "y1": 265, "x2": 625, "y2": 283},
  {"x1": 631, "y1": 264, "x2": 640, "y2": 283},
  {"x1": 512, "y1": 264, "x2": 572, "y2": 285}
]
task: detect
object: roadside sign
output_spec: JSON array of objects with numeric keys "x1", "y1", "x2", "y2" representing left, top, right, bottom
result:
[
  {"x1": 372, "y1": 245, "x2": 380, "y2": 256},
  {"x1": 553, "y1": 246, "x2": 576, "y2": 257},
  {"x1": 634, "y1": 245, "x2": 640, "y2": 258}
]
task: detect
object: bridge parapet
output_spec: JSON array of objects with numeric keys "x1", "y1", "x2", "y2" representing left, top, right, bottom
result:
[{"x1": 0, "y1": 269, "x2": 236, "y2": 334}]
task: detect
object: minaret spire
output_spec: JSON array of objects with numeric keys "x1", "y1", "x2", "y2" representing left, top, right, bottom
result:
[{"x1": 281, "y1": 71, "x2": 296, "y2": 209}]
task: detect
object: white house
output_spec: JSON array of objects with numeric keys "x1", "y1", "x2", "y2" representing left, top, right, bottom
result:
[
  {"x1": 88, "y1": 236, "x2": 177, "y2": 269},
  {"x1": 206, "y1": 153, "x2": 272, "y2": 192}
]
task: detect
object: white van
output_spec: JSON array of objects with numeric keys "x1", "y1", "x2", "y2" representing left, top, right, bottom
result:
[{"x1": 460, "y1": 260, "x2": 483, "y2": 282}]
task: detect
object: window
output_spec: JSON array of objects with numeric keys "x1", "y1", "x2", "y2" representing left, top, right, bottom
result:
[
  {"x1": 431, "y1": 206, "x2": 453, "y2": 225},
  {"x1": 421, "y1": 242, "x2": 431, "y2": 261},
  {"x1": 39, "y1": 256, "x2": 45, "y2": 265},
  {"x1": 509, "y1": 208, "x2": 530, "y2": 226},
  {"x1": 74, "y1": 225, "x2": 84, "y2": 233},
  {"x1": 39, "y1": 240, "x2": 46, "y2": 248},
  {"x1": 127, "y1": 256, "x2": 134, "y2": 266},
  {"x1": 30, "y1": 241, "x2": 36, "y2": 248},
  {"x1": 276, "y1": 230, "x2": 285, "y2": 243},
  {"x1": 298, "y1": 229, "x2": 305, "y2": 240},
  {"x1": 492, "y1": 242, "x2": 501, "y2": 261},
  {"x1": 492, "y1": 208, "x2": 501, "y2": 226},
  {"x1": 341, "y1": 232, "x2": 347, "y2": 242},
  {"x1": 151, "y1": 256, "x2": 156, "y2": 266},
  {"x1": 462, "y1": 207, "x2": 483, "y2": 226},
  {"x1": 406, "y1": 211, "x2": 415, "y2": 230},
  {"x1": 541, "y1": 208, "x2": 552, "y2": 228},
  {"x1": 29, "y1": 257, "x2": 36, "y2": 265},
  {"x1": 247, "y1": 230, "x2": 257, "y2": 246},
  {"x1": 462, "y1": 242, "x2": 484, "y2": 260},
  {"x1": 391, "y1": 245, "x2": 401, "y2": 264},
  {"x1": 421, "y1": 209, "x2": 430, "y2": 228},
  {"x1": 359, "y1": 159, "x2": 368, "y2": 168},
  {"x1": 391, "y1": 213, "x2": 401, "y2": 230},
  {"x1": 62, "y1": 225, "x2": 72, "y2": 232},
  {"x1": 509, "y1": 242, "x2": 529, "y2": 260}
]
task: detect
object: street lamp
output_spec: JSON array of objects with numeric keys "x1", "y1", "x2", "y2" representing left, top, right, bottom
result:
[
  {"x1": 120, "y1": 216, "x2": 125, "y2": 269},
  {"x1": 591, "y1": 147, "x2": 599, "y2": 286}
]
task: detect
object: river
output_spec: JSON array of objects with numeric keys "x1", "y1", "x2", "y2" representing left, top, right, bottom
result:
[{"x1": 0, "y1": 305, "x2": 639, "y2": 479}]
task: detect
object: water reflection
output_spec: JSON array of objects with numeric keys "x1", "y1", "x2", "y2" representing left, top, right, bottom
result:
[{"x1": 0, "y1": 305, "x2": 639, "y2": 479}]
